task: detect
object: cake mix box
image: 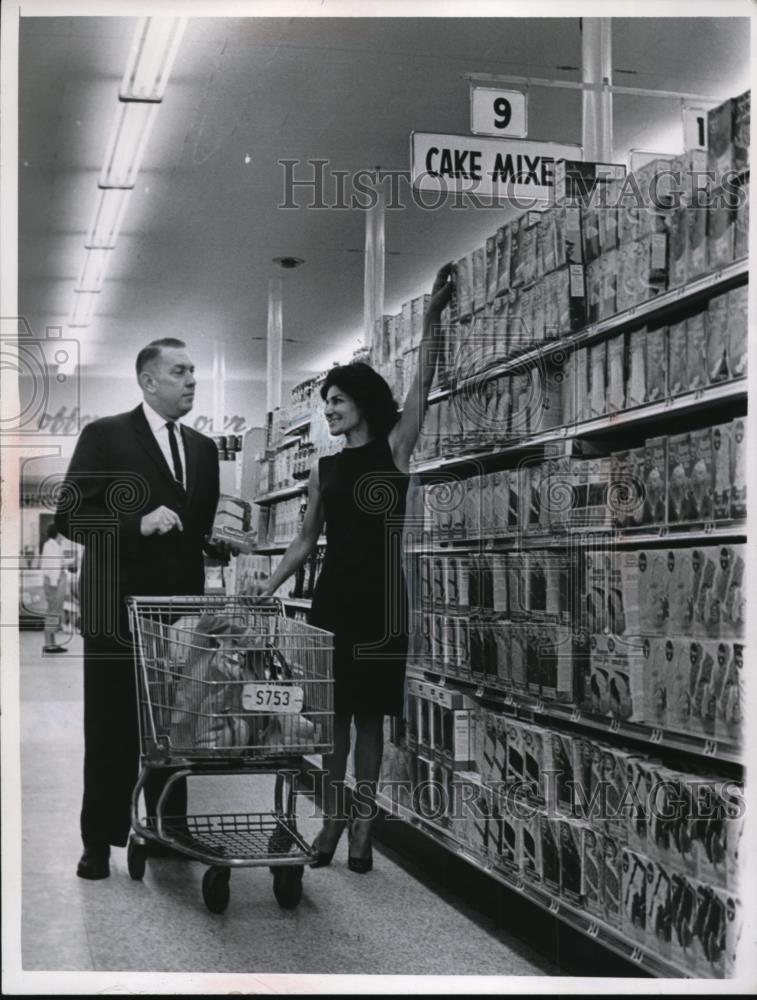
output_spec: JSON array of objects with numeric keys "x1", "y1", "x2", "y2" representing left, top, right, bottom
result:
[
  {"x1": 689, "y1": 427, "x2": 716, "y2": 522},
  {"x1": 643, "y1": 437, "x2": 668, "y2": 526},
  {"x1": 626, "y1": 330, "x2": 646, "y2": 408},
  {"x1": 643, "y1": 638, "x2": 673, "y2": 730},
  {"x1": 685, "y1": 308, "x2": 707, "y2": 391},
  {"x1": 691, "y1": 546, "x2": 718, "y2": 636},
  {"x1": 518, "y1": 807, "x2": 543, "y2": 884},
  {"x1": 588, "y1": 340, "x2": 607, "y2": 419},
  {"x1": 706, "y1": 291, "x2": 730, "y2": 384},
  {"x1": 599, "y1": 250, "x2": 618, "y2": 321},
  {"x1": 668, "y1": 433, "x2": 694, "y2": 524},
  {"x1": 708, "y1": 95, "x2": 740, "y2": 177},
  {"x1": 471, "y1": 246, "x2": 487, "y2": 314},
  {"x1": 666, "y1": 548, "x2": 696, "y2": 636},
  {"x1": 621, "y1": 848, "x2": 648, "y2": 945},
  {"x1": 582, "y1": 826, "x2": 604, "y2": 918},
  {"x1": 668, "y1": 319, "x2": 688, "y2": 396},
  {"x1": 456, "y1": 254, "x2": 473, "y2": 319},
  {"x1": 734, "y1": 180, "x2": 749, "y2": 259},
  {"x1": 645, "y1": 859, "x2": 673, "y2": 961},
  {"x1": 687, "y1": 200, "x2": 708, "y2": 279},
  {"x1": 670, "y1": 872, "x2": 702, "y2": 972},
  {"x1": 626, "y1": 757, "x2": 658, "y2": 858},
  {"x1": 636, "y1": 233, "x2": 668, "y2": 304},
  {"x1": 585, "y1": 258, "x2": 602, "y2": 324},
  {"x1": 615, "y1": 240, "x2": 637, "y2": 314},
  {"x1": 539, "y1": 814, "x2": 562, "y2": 896},
  {"x1": 582, "y1": 204, "x2": 601, "y2": 263},
  {"x1": 666, "y1": 639, "x2": 697, "y2": 736},
  {"x1": 559, "y1": 819, "x2": 585, "y2": 905},
  {"x1": 602, "y1": 835, "x2": 624, "y2": 929},
  {"x1": 667, "y1": 203, "x2": 688, "y2": 288},
  {"x1": 716, "y1": 642, "x2": 744, "y2": 745},
  {"x1": 553, "y1": 204, "x2": 584, "y2": 267},
  {"x1": 607, "y1": 635, "x2": 646, "y2": 722},
  {"x1": 485, "y1": 234, "x2": 498, "y2": 306},
  {"x1": 727, "y1": 284, "x2": 748, "y2": 378},
  {"x1": 733, "y1": 89, "x2": 750, "y2": 173},
  {"x1": 645, "y1": 324, "x2": 667, "y2": 402},
  {"x1": 712, "y1": 423, "x2": 732, "y2": 520},
  {"x1": 627, "y1": 448, "x2": 647, "y2": 527},
  {"x1": 706, "y1": 197, "x2": 736, "y2": 271},
  {"x1": 538, "y1": 208, "x2": 557, "y2": 276},
  {"x1": 495, "y1": 223, "x2": 512, "y2": 297},
  {"x1": 605, "y1": 334, "x2": 626, "y2": 415},
  {"x1": 730, "y1": 418, "x2": 746, "y2": 520}
]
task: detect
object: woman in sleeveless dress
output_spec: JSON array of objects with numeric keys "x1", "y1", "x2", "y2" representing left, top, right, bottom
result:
[{"x1": 261, "y1": 264, "x2": 452, "y2": 872}]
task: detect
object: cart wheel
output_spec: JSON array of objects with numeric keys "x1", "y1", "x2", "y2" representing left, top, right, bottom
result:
[
  {"x1": 127, "y1": 837, "x2": 147, "y2": 881},
  {"x1": 273, "y1": 866, "x2": 304, "y2": 909},
  {"x1": 202, "y1": 866, "x2": 231, "y2": 914}
]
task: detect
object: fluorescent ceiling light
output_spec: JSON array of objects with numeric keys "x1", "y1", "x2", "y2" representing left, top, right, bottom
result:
[
  {"x1": 75, "y1": 248, "x2": 112, "y2": 293},
  {"x1": 99, "y1": 102, "x2": 160, "y2": 188},
  {"x1": 120, "y1": 17, "x2": 188, "y2": 102},
  {"x1": 69, "y1": 291, "x2": 99, "y2": 328},
  {"x1": 85, "y1": 188, "x2": 132, "y2": 249}
]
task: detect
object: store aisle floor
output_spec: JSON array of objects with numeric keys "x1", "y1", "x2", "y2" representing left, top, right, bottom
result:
[{"x1": 19, "y1": 631, "x2": 555, "y2": 976}]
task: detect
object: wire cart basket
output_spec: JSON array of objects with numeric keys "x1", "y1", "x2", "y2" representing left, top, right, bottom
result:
[{"x1": 126, "y1": 595, "x2": 333, "y2": 913}]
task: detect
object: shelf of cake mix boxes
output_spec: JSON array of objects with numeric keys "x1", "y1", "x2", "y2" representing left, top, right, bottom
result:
[{"x1": 254, "y1": 95, "x2": 749, "y2": 979}]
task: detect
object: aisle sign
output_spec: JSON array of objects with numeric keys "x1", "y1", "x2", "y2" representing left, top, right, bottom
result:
[
  {"x1": 470, "y1": 86, "x2": 528, "y2": 138},
  {"x1": 411, "y1": 132, "x2": 583, "y2": 202}
]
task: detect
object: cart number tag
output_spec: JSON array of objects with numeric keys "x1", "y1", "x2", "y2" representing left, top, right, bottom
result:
[{"x1": 242, "y1": 684, "x2": 304, "y2": 714}]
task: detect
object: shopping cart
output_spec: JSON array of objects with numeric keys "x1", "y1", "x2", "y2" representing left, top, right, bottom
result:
[{"x1": 126, "y1": 595, "x2": 333, "y2": 913}]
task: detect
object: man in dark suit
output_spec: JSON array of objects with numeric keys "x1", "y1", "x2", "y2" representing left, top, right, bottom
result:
[{"x1": 55, "y1": 338, "x2": 229, "y2": 879}]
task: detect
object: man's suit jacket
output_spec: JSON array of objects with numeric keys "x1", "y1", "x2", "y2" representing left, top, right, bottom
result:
[{"x1": 55, "y1": 405, "x2": 220, "y2": 643}]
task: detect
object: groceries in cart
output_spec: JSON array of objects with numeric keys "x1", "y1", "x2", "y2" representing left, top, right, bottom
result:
[{"x1": 165, "y1": 612, "x2": 316, "y2": 754}]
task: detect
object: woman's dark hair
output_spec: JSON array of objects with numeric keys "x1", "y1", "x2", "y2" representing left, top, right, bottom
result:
[
  {"x1": 320, "y1": 362, "x2": 400, "y2": 438},
  {"x1": 46, "y1": 523, "x2": 58, "y2": 540}
]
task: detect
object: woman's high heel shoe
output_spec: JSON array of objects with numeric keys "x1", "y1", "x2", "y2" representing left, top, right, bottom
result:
[
  {"x1": 310, "y1": 847, "x2": 337, "y2": 868},
  {"x1": 347, "y1": 852, "x2": 373, "y2": 874}
]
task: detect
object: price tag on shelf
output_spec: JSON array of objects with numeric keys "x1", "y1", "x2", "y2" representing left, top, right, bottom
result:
[
  {"x1": 242, "y1": 683, "x2": 304, "y2": 714},
  {"x1": 548, "y1": 898, "x2": 560, "y2": 915},
  {"x1": 609, "y1": 718, "x2": 621, "y2": 733},
  {"x1": 703, "y1": 739, "x2": 719, "y2": 757},
  {"x1": 475, "y1": 686, "x2": 485, "y2": 698},
  {"x1": 571, "y1": 708, "x2": 582, "y2": 723},
  {"x1": 587, "y1": 921, "x2": 600, "y2": 939},
  {"x1": 650, "y1": 728, "x2": 664, "y2": 745},
  {"x1": 630, "y1": 947, "x2": 644, "y2": 965}
]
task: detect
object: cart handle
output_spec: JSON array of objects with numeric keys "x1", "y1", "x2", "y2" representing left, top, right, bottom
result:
[{"x1": 126, "y1": 595, "x2": 284, "y2": 612}]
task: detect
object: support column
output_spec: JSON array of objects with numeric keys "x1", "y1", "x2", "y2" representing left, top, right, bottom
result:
[
  {"x1": 363, "y1": 171, "x2": 385, "y2": 352},
  {"x1": 266, "y1": 276, "x2": 283, "y2": 414},
  {"x1": 212, "y1": 340, "x2": 226, "y2": 435},
  {"x1": 581, "y1": 17, "x2": 613, "y2": 162}
]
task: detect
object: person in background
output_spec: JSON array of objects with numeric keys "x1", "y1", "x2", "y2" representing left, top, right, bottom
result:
[
  {"x1": 41, "y1": 523, "x2": 67, "y2": 654},
  {"x1": 55, "y1": 338, "x2": 232, "y2": 881},
  {"x1": 260, "y1": 264, "x2": 453, "y2": 873}
]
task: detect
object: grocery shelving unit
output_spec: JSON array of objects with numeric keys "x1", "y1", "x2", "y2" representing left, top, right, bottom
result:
[{"x1": 247, "y1": 140, "x2": 748, "y2": 976}]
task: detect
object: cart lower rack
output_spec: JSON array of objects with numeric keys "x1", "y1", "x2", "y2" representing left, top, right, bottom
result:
[{"x1": 127, "y1": 595, "x2": 334, "y2": 913}]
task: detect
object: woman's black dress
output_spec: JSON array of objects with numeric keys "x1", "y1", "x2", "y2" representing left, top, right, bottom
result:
[{"x1": 308, "y1": 436, "x2": 409, "y2": 717}]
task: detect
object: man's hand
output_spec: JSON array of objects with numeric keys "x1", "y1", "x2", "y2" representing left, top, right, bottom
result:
[{"x1": 140, "y1": 506, "x2": 183, "y2": 536}]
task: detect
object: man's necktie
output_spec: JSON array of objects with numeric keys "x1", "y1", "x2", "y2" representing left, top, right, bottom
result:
[{"x1": 166, "y1": 421, "x2": 184, "y2": 488}]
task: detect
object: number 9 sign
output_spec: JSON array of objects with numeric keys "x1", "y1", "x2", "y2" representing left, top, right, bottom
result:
[{"x1": 470, "y1": 86, "x2": 527, "y2": 138}]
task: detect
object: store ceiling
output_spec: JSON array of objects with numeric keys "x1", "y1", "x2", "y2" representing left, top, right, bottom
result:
[{"x1": 19, "y1": 14, "x2": 750, "y2": 388}]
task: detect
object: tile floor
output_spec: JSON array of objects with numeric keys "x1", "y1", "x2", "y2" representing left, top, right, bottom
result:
[{"x1": 18, "y1": 630, "x2": 555, "y2": 977}]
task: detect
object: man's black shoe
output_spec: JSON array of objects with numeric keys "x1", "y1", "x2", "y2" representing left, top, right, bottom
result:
[{"x1": 77, "y1": 845, "x2": 110, "y2": 880}]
